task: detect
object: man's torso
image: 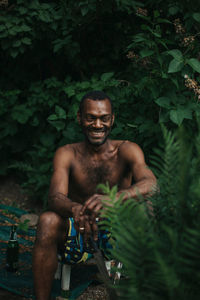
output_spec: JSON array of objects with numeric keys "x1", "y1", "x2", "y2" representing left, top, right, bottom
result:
[{"x1": 66, "y1": 140, "x2": 133, "y2": 203}]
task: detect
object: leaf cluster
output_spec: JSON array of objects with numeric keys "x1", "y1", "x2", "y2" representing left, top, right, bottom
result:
[
  {"x1": 1, "y1": 0, "x2": 200, "y2": 205},
  {"x1": 100, "y1": 124, "x2": 200, "y2": 299}
]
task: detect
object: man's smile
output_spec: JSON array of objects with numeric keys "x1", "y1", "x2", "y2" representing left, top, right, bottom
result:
[
  {"x1": 90, "y1": 132, "x2": 105, "y2": 138},
  {"x1": 88, "y1": 129, "x2": 107, "y2": 138}
]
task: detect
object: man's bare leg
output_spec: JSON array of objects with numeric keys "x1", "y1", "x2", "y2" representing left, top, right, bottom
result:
[{"x1": 32, "y1": 211, "x2": 67, "y2": 300}]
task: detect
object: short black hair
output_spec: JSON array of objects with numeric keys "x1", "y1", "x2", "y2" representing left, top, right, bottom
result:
[{"x1": 79, "y1": 90, "x2": 113, "y2": 115}]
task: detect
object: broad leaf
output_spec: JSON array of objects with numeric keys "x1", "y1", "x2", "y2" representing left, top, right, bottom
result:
[
  {"x1": 63, "y1": 87, "x2": 75, "y2": 97},
  {"x1": 101, "y1": 72, "x2": 114, "y2": 81},
  {"x1": 10, "y1": 50, "x2": 18, "y2": 58},
  {"x1": 140, "y1": 49, "x2": 154, "y2": 58},
  {"x1": 22, "y1": 37, "x2": 31, "y2": 45},
  {"x1": 48, "y1": 120, "x2": 65, "y2": 131},
  {"x1": 168, "y1": 6, "x2": 179, "y2": 15},
  {"x1": 127, "y1": 123, "x2": 137, "y2": 128},
  {"x1": 168, "y1": 59, "x2": 183, "y2": 73},
  {"x1": 168, "y1": 49, "x2": 183, "y2": 60},
  {"x1": 193, "y1": 13, "x2": 200, "y2": 23},
  {"x1": 81, "y1": 6, "x2": 88, "y2": 16},
  {"x1": 170, "y1": 108, "x2": 192, "y2": 125},
  {"x1": 47, "y1": 114, "x2": 57, "y2": 121},
  {"x1": 155, "y1": 97, "x2": 171, "y2": 109},
  {"x1": 12, "y1": 105, "x2": 33, "y2": 124},
  {"x1": 13, "y1": 40, "x2": 21, "y2": 47},
  {"x1": 20, "y1": 24, "x2": 31, "y2": 32},
  {"x1": 55, "y1": 105, "x2": 66, "y2": 119},
  {"x1": 40, "y1": 133, "x2": 55, "y2": 147},
  {"x1": 187, "y1": 58, "x2": 200, "y2": 73}
]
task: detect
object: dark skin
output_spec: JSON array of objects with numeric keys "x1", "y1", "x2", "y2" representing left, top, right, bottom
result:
[{"x1": 33, "y1": 98, "x2": 157, "y2": 300}]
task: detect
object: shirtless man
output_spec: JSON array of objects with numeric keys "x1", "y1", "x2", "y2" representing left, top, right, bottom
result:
[{"x1": 32, "y1": 90, "x2": 157, "y2": 300}]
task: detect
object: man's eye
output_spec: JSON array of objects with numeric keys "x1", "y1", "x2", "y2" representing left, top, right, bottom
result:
[
  {"x1": 101, "y1": 116, "x2": 111, "y2": 122},
  {"x1": 86, "y1": 116, "x2": 95, "y2": 122}
]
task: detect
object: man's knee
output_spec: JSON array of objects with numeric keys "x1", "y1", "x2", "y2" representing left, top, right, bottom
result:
[
  {"x1": 36, "y1": 211, "x2": 65, "y2": 244},
  {"x1": 38, "y1": 211, "x2": 63, "y2": 228}
]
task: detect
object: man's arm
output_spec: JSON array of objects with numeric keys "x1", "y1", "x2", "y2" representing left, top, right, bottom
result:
[
  {"x1": 116, "y1": 141, "x2": 157, "y2": 202},
  {"x1": 48, "y1": 146, "x2": 80, "y2": 218},
  {"x1": 49, "y1": 146, "x2": 98, "y2": 240}
]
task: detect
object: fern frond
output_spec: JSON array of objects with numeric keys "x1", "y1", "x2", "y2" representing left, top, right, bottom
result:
[{"x1": 9, "y1": 161, "x2": 33, "y2": 172}]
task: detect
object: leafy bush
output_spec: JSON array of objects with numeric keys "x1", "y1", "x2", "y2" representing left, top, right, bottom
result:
[
  {"x1": 100, "y1": 124, "x2": 200, "y2": 299},
  {"x1": 1, "y1": 0, "x2": 200, "y2": 205}
]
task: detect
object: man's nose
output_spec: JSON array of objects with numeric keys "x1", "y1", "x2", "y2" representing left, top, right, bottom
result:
[{"x1": 93, "y1": 118, "x2": 103, "y2": 128}]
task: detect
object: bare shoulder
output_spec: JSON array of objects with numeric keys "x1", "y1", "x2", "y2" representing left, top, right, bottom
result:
[
  {"x1": 117, "y1": 140, "x2": 145, "y2": 164},
  {"x1": 53, "y1": 143, "x2": 77, "y2": 169}
]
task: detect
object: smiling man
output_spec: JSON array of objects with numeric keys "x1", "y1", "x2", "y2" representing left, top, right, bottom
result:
[{"x1": 33, "y1": 91, "x2": 157, "y2": 300}]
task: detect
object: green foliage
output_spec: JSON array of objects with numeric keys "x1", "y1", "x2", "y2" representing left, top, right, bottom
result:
[
  {"x1": 1, "y1": 0, "x2": 200, "y2": 204},
  {"x1": 18, "y1": 219, "x2": 30, "y2": 232},
  {"x1": 100, "y1": 125, "x2": 200, "y2": 299}
]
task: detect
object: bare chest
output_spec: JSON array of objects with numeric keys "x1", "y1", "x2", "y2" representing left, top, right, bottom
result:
[{"x1": 68, "y1": 155, "x2": 131, "y2": 201}]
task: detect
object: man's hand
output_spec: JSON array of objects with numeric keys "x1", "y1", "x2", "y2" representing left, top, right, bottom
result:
[
  {"x1": 81, "y1": 194, "x2": 105, "y2": 218},
  {"x1": 72, "y1": 204, "x2": 98, "y2": 241}
]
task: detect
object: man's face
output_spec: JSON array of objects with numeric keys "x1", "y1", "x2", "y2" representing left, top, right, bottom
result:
[{"x1": 79, "y1": 98, "x2": 114, "y2": 146}]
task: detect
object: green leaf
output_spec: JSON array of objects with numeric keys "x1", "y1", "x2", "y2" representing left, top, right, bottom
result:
[
  {"x1": 63, "y1": 87, "x2": 75, "y2": 97},
  {"x1": 170, "y1": 108, "x2": 192, "y2": 126},
  {"x1": 53, "y1": 41, "x2": 63, "y2": 53},
  {"x1": 48, "y1": 120, "x2": 65, "y2": 131},
  {"x1": 18, "y1": 7, "x2": 28, "y2": 15},
  {"x1": 168, "y1": 49, "x2": 183, "y2": 60},
  {"x1": 132, "y1": 33, "x2": 146, "y2": 43},
  {"x1": 39, "y1": 11, "x2": 51, "y2": 23},
  {"x1": 0, "y1": 25, "x2": 5, "y2": 31},
  {"x1": 139, "y1": 49, "x2": 154, "y2": 58},
  {"x1": 22, "y1": 37, "x2": 31, "y2": 45},
  {"x1": 187, "y1": 58, "x2": 200, "y2": 73},
  {"x1": 55, "y1": 105, "x2": 66, "y2": 119},
  {"x1": 8, "y1": 28, "x2": 17, "y2": 36},
  {"x1": 10, "y1": 49, "x2": 18, "y2": 58},
  {"x1": 171, "y1": 78, "x2": 179, "y2": 89},
  {"x1": 154, "y1": 10, "x2": 160, "y2": 18},
  {"x1": 81, "y1": 6, "x2": 89, "y2": 16},
  {"x1": 40, "y1": 133, "x2": 55, "y2": 147},
  {"x1": 152, "y1": 31, "x2": 161, "y2": 38},
  {"x1": 168, "y1": 6, "x2": 179, "y2": 15},
  {"x1": 12, "y1": 105, "x2": 33, "y2": 124},
  {"x1": 168, "y1": 59, "x2": 184, "y2": 73},
  {"x1": 101, "y1": 72, "x2": 114, "y2": 81},
  {"x1": 193, "y1": 13, "x2": 200, "y2": 23},
  {"x1": 31, "y1": 117, "x2": 39, "y2": 127},
  {"x1": 79, "y1": 81, "x2": 90, "y2": 89},
  {"x1": 13, "y1": 40, "x2": 21, "y2": 47},
  {"x1": 127, "y1": 123, "x2": 138, "y2": 128},
  {"x1": 157, "y1": 18, "x2": 172, "y2": 24},
  {"x1": 20, "y1": 24, "x2": 31, "y2": 32},
  {"x1": 47, "y1": 114, "x2": 57, "y2": 121},
  {"x1": 155, "y1": 97, "x2": 171, "y2": 109},
  {"x1": 18, "y1": 219, "x2": 29, "y2": 232}
]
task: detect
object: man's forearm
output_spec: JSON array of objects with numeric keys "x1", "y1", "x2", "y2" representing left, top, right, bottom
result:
[
  {"x1": 117, "y1": 178, "x2": 157, "y2": 202},
  {"x1": 48, "y1": 192, "x2": 80, "y2": 218}
]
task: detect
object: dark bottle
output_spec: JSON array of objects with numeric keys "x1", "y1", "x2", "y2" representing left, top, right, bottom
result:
[{"x1": 6, "y1": 225, "x2": 19, "y2": 272}]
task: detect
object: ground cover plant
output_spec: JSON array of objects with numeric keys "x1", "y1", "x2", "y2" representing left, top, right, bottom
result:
[
  {"x1": 100, "y1": 123, "x2": 200, "y2": 299},
  {"x1": 0, "y1": 0, "x2": 200, "y2": 205}
]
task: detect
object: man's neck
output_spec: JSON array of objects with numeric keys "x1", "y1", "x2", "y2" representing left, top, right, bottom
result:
[{"x1": 84, "y1": 139, "x2": 112, "y2": 156}]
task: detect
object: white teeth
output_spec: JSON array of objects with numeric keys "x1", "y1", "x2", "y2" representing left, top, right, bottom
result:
[{"x1": 90, "y1": 131, "x2": 105, "y2": 137}]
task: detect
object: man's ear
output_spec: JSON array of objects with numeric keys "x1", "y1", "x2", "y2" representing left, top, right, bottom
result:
[
  {"x1": 77, "y1": 111, "x2": 81, "y2": 125},
  {"x1": 111, "y1": 114, "x2": 115, "y2": 126}
]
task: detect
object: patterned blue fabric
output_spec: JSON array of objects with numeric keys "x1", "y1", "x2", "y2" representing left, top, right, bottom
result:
[{"x1": 63, "y1": 218, "x2": 112, "y2": 264}]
